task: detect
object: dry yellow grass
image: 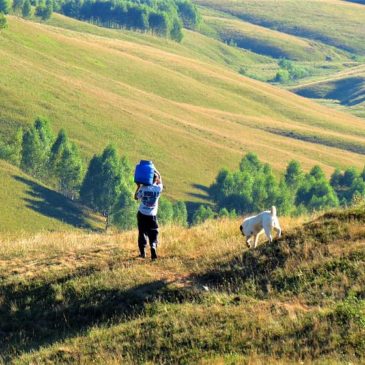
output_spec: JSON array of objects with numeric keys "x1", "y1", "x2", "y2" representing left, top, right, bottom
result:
[{"x1": 3, "y1": 209, "x2": 365, "y2": 364}]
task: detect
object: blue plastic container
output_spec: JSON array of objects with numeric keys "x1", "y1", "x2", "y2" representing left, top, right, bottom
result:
[{"x1": 134, "y1": 160, "x2": 155, "y2": 185}]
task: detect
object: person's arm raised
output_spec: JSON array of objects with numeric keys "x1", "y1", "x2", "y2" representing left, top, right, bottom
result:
[{"x1": 134, "y1": 184, "x2": 141, "y2": 200}]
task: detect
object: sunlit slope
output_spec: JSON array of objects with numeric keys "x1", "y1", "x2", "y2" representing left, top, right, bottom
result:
[
  {"x1": 2, "y1": 16, "x2": 365, "y2": 201},
  {"x1": 0, "y1": 160, "x2": 102, "y2": 233},
  {"x1": 195, "y1": 0, "x2": 365, "y2": 55},
  {"x1": 201, "y1": 12, "x2": 349, "y2": 62},
  {"x1": 3, "y1": 208, "x2": 365, "y2": 363}
]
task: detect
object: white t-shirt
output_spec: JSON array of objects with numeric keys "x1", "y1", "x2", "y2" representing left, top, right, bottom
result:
[{"x1": 137, "y1": 183, "x2": 163, "y2": 216}]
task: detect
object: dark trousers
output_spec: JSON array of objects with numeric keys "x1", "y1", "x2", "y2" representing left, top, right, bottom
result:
[{"x1": 137, "y1": 211, "x2": 159, "y2": 255}]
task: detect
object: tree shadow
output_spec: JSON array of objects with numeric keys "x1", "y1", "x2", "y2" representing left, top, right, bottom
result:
[
  {"x1": 13, "y1": 175, "x2": 97, "y2": 230},
  {"x1": 188, "y1": 183, "x2": 211, "y2": 201}
]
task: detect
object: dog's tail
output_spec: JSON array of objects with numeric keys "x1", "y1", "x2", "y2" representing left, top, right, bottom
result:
[{"x1": 271, "y1": 206, "x2": 277, "y2": 216}]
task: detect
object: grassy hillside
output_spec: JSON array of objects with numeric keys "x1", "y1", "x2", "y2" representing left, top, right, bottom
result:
[
  {"x1": 195, "y1": 0, "x2": 365, "y2": 56},
  {"x1": 292, "y1": 65, "x2": 365, "y2": 118},
  {"x1": 2, "y1": 15, "x2": 365, "y2": 206},
  {"x1": 201, "y1": 10, "x2": 350, "y2": 63},
  {"x1": 0, "y1": 160, "x2": 102, "y2": 233},
  {"x1": 1, "y1": 207, "x2": 365, "y2": 363}
]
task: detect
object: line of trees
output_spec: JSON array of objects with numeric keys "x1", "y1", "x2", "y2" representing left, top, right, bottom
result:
[
  {"x1": 57, "y1": 0, "x2": 200, "y2": 41},
  {"x1": 11, "y1": 0, "x2": 53, "y2": 19},
  {"x1": 3, "y1": 122, "x2": 364, "y2": 229},
  {"x1": 9, "y1": 0, "x2": 200, "y2": 37},
  {"x1": 0, "y1": 118, "x2": 188, "y2": 229},
  {"x1": 205, "y1": 152, "x2": 365, "y2": 220}
]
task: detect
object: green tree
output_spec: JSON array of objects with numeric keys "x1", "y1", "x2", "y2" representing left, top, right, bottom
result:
[
  {"x1": 176, "y1": 0, "x2": 200, "y2": 29},
  {"x1": 149, "y1": 11, "x2": 169, "y2": 36},
  {"x1": 80, "y1": 145, "x2": 131, "y2": 230},
  {"x1": 94, "y1": 145, "x2": 124, "y2": 229},
  {"x1": 0, "y1": 128, "x2": 23, "y2": 166},
  {"x1": 0, "y1": 0, "x2": 10, "y2": 14},
  {"x1": 50, "y1": 129, "x2": 84, "y2": 198},
  {"x1": 21, "y1": 117, "x2": 54, "y2": 178},
  {"x1": 80, "y1": 154, "x2": 102, "y2": 209},
  {"x1": 22, "y1": 0, "x2": 32, "y2": 17},
  {"x1": 342, "y1": 167, "x2": 359, "y2": 188},
  {"x1": 13, "y1": 0, "x2": 24, "y2": 13},
  {"x1": 35, "y1": 1, "x2": 52, "y2": 20},
  {"x1": 285, "y1": 160, "x2": 304, "y2": 190},
  {"x1": 170, "y1": 17, "x2": 183, "y2": 42},
  {"x1": 296, "y1": 167, "x2": 339, "y2": 212},
  {"x1": 239, "y1": 152, "x2": 262, "y2": 173},
  {"x1": 111, "y1": 184, "x2": 137, "y2": 230},
  {"x1": 158, "y1": 196, "x2": 174, "y2": 225},
  {"x1": 330, "y1": 168, "x2": 342, "y2": 189},
  {"x1": 192, "y1": 205, "x2": 215, "y2": 225},
  {"x1": 218, "y1": 207, "x2": 229, "y2": 218},
  {"x1": 274, "y1": 69, "x2": 290, "y2": 83},
  {"x1": 173, "y1": 201, "x2": 188, "y2": 226},
  {"x1": 276, "y1": 179, "x2": 293, "y2": 216}
]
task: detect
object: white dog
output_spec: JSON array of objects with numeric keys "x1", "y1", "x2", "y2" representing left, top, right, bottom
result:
[{"x1": 240, "y1": 206, "x2": 282, "y2": 248}]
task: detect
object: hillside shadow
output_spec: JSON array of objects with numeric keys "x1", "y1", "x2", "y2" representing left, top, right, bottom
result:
[
  {"x1": 295, "y1": 77, "x2": 365, "y2": 106},
  {"x1": 193, "y1": 237, "x2": 291, "y2": 296},
  {"x1": 0, "y1": 268, "x2": 168, "y2": 360},
  {"x1": 14, "y1": 175, "x2": 95, "y2": 230}
]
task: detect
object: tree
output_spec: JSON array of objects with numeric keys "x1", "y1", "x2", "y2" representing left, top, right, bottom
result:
[
  {"x1": 0, "y1": 128, "x2": 23, "y2": 166},
  {"x1": 149, "y1": 11, "x2": 169, "y2": 36},
  {"x1": 176, "y1": 0, "x2": 200, "y2": 29},
  {"x1": 158, "y1": 196, "x2": 174, "y2": 225},
  {"x1": 296, "y1": 170, "x2": 339, "y2": 212},
  {"x1": 35, "y1": 1, "x2": 52, "y2": 20},
  {"x1": 0, "y1": 0, "x2": 10, "y2": 14},
  {"x1": 13, "y1": 0, "x2": 24, "y2": 13},
  {"x1": 239, "y1": 152, "x2": 262, "y2": 173},
  {"x1": 22, "y1": 0, "x2": 32, "y2": 17},
  {"x1": 49, "y1": 129, "x2": 84, "y2": 198},
  {"x1": 80, "y1": 154, "x2": 102, "y2": 208},
  {"x1": 330, "y1": 168, "x2": 342, "y2": 189},
  {"x1": 342, "y1": 167, "x2": 359, "y2": 188},
  {"x1": 173, "y1": 201, "x2": 188, "y2": 226},
  {"x1": 285, "y1": 160, "x2": 304, "y2": 190},
  {"x1": 21, "y1": 117, "x2": 54, "y2": 178},
  {"x1": 111, "y1": 184, "x2": 137, "y2": 230},
  {"x1": 309, "y1": 165, "x2": 326, "y2": 181},
  {"x1": 192, "y1": 205, "x2": 215, "y2": 225},
  {"x1": 170, "y1": 17, "x2": 183, "y2": 42},
  {"x1": 80, "y1": 145, "x2": 131, "y2": 230}
]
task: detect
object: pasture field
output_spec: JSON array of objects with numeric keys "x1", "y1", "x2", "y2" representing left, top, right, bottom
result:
[
  {"x1": 2, "y1": 15, "x2": 365, "y2": 207},
  {"x1": 194, "y1": 0, "x2": 365, "y2": 55},
  {"x1": 200, "y1": 9, "x2": 350, "y2": 63},
  {"x1": 1, "y1": 208, "x2": 364, "y2": 363}
]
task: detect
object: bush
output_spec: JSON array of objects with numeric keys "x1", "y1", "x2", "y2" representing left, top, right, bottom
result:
[
  {"x1": 192, "y1": 205, "x2": 215, "y2": 225},
  {"x1": 0, "y1": 12, "x2": 7, "y2": 29}
]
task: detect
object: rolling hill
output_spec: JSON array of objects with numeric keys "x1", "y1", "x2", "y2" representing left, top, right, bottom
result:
[
  {"x1": 194, "y1": 0, "x2": 365, "y2": 56},
  {"x1": 199, "y1": 7, "x2": 351, "y2": 63},
  {"x1": 1, "y1": 207, "x2": 365, "y2": 363},
  {"x1": 291, "y1": 65, "x2": 365, "y2": 118},
  {"x1": 2, "y1": 15, "x2": 365, "y2": 204}
]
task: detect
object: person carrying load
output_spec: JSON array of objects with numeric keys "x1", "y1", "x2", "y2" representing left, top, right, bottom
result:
[{"x1": 134, "y1": 161, "x2": 163, "y2": 260}]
